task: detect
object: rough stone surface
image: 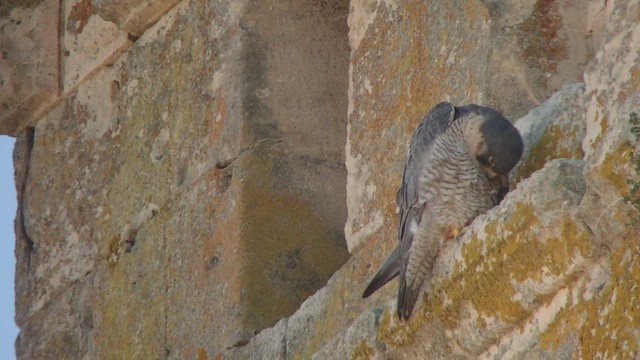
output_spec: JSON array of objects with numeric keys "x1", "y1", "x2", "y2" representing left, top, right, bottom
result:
[
  {"x1": 0, "y1": 0, "x2": 59, "y2": 136},
  {"x1": 311, "y1": 309, "x2": 386, "y2": 360},
  {"x1": 61, "y1": 0, "x2": 132, "y2": 91},
  {"x1": 91, "y1": 0, "x2": 184, "y2": 36},
  {"x1": 15, "y1": 275, "x2": 95, "y2": 360},
  {"x1": 7, "y1": 0, "x2": 640, "y2": 359},
  {"x1": 14, "y1": 63, "x2": 122, "y2": 327},
  {"x1": 512, "y1": 82, "x2": 586, "y2": 183},
  {"x1": 11, "y1": 0, "x2": 351, "y2": 357},
  {"x1": 221, "y1": 1, "x2": 640, "y2": 356},
  {"x1": 224, "y1": 318, "x2": 287, "y2": 360}
]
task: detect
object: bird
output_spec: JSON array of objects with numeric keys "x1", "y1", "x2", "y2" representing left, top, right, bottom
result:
[{"x1": 362, "y1": 102, "x2": 524, "y2": 321}]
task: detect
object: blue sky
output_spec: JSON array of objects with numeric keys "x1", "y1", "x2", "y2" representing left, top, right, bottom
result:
[{"x1": 0, "y1": 135, "x2": 18, "y2": 360}]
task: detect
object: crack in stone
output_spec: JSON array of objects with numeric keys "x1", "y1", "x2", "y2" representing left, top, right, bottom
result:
[
  {"x1": 20, "y1": 126, "x2": 36, "y2": 254},
  {"x1": 215, "y1": 137, "x2": 284, "y2": 169}
]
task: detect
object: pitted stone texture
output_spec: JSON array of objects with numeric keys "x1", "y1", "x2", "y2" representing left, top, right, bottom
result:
[
  {"x1": 14, "y1": 0, "x2": 350, "y2": 357},
  {"x1": 223, "y1": 318, "x2": 287, "y2": 360},
  {"x1": 0, "y1": 0, "x2": 59, "y2": 136},
  {"x1": 239, "y1": 0, "x2": 349, "y2": 164},
  {"x1": 512, "y1": 82, "x2": 586, "y2": 183},
  {"x1": 14, "y1": 62, "x2": 123, "y2": 326},
  {"x1": 580, "y1": 19, "x2": 640, "y2": 251},
  {"x1": 15, "y1": 275, "x2": 96, "y2": 360},
  {"x1": 91, "y1": 0, "x2": 184, "y2": 36},
  {"x1": 311, "y1": 309, "x2": 387, "y2": 360},
  {"x1": 61, "y1": 0, "x2": 131, "y2": 91}
]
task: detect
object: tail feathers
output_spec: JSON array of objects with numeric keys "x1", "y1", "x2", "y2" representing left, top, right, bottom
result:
[
  {"x1": 362, "y1": 246, "x2": 401, "y2": 298},
  {"x1": 397, "y1": 277, "x2": 420, "y2": 321}
]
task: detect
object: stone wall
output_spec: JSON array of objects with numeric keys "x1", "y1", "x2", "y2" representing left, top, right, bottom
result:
[
  {"x1": 3, "y1": 0, "x2": 350, "y2": 358},
  {"x1": 2, "y1": 0, "x2": 640, "y2": 359}
]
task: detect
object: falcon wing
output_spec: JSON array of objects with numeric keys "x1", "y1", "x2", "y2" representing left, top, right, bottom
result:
[
  {"x1": 362, "y1": 102, "x2": 456, "y2": 302},
  {"x1": 396, "y1": 102, "x2": 457, "y2": 320}
]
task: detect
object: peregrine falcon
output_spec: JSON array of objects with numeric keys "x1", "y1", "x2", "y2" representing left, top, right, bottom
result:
[{"x1": 362, "y1": 102, "x2": 524, "y2": 321}]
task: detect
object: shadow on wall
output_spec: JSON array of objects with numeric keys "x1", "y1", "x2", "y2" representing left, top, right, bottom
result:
[{"x1": 235, "y1": 0, "x2": 352, "y2": 336}]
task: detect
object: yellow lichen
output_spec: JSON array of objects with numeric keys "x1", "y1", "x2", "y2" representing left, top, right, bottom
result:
[
  {"x1": 350, "y1": 340, "x2": 375, "y2": 360},
  {"x1": 540, "y1": 230, "x2": 640, "y2": 358},
  {"x1": 599, "y1": 142, "x2": 635, "y2": 194},
  {"x1": 377, "y1": 308, "x2": 416, "y2": 346},
  {"x1": 514, "y1": 124, "x2": 583, "y2": 183},
  {"x1": 428, "y1": 202, "x2": 593, "y2": 332},
  {"x1": 106, "y1": 234, "x2": 121, "y2": 270},
  {"x1": 196, "y1": 347, "x2": 207, "y2": 360}
]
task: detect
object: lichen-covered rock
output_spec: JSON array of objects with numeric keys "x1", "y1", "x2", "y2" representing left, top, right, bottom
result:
[
  {"x1": 576, "y1": 15, "x2": 640, "y2": 261},
  {"x1": 8, "y1": 0, "x2": 640, "y2": 359},
  {"x1": 344, "y1": 0, "x2": 599, "y2": 252},
  {"x1": 14, "y1": 63, "x2": 123, "y2": 326},
  {"x1": 512, "y1": 83, "x2": 586, "y2": 183},
  {"x1": 375, "y1": 159, "x2": 590, "y2": 359}
]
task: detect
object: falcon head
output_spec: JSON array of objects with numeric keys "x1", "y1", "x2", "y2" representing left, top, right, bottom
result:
[{"x1": 461, "y1": 105, "x2": 524, "y2": 179}]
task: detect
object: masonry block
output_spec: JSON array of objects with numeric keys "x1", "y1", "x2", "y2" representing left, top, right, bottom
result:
[
  {"x1": 91, "y1": 0, "x2": 183, "y2": 36},
  {"x1": 0, "y1": 0, "x2": 59, "y2": 136},
  {"x1": 14, "y1": 0, "x2": 351, "y2": 357},
  {"x1": 61, "y1": 0, "x2": 132, "y2": 91}
]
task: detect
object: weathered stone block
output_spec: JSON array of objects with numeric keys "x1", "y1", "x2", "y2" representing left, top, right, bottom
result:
[
  {"x1": 512, "y1": 82, "x2": 586, "y2": 183},
  {"x1": 311, "y1": 309, "x2": 386, "y2": 360},
  {"x1": 219, "y1": 236, "x2": 391, "y2": 360},
  {"x1": 239, "y1": 0, "x2": 349, "y2": 164},
  {"x1": 0, "y1": 0, "x2": 59, "y2": 136},
  {"x1": 14, "y1": 62, "x2": 123, "y2": 326},
  {"x1": 580, "y1": 20, "x2": 640, "y2": 250},
  {"x1": 15, "y1": 275, "x2": 95, "y2": 360},
  {"x1": 234, "y1": 149, "x2": 350, "y2": 336},
  {"x1": 61, "y1": 0, "x2": 131, "y2": 91},
  {"x1": 91, "y1": 0, "x2": 183, "y2": 36},
  {"x1": 223, "y1": 318, "x2": 287, "y2": 360},
  {"x1": 14, "y1": 0, "x2": 351, "y2": 357}
]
